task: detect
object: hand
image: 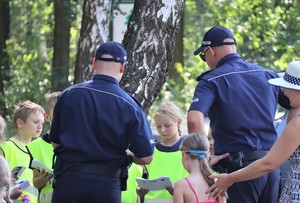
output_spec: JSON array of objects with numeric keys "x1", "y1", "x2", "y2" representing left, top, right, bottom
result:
[
  {"x1": 206, "y1": 173, "x2": 233, "y2": 198},
  {"x1": 9, "y1": 178, "x2": 23, "y2": 200},
  {"x1": 33, "y1": 169, "x2": 54, "y2": 189},
  {"x1": 165, "y1": 185, "x2": 174, "y2": 196},
  {"x1": 136, "y1": 187, "x2": 149, "y2": 197},
  {"x1": 39, "y1": 169, "x2": 53, "y2": 182},
  {"x1": 10, "y1": 187, "x2": 23, "y2": 200},
  {"x1": 209, "y1": 153, "x2": 229, "y2": 166}
]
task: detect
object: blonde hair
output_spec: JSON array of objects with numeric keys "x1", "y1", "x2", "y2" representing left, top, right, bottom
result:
[
  {"x1": 13, "y1": 100, "x2": 45, "y2": 128},
  {"x1": 0, "y1": 115, "x2": 6, "y2": 143},
  {"x1": 154, "y1": 101, "x2": 182, "y2": 135},
  {"x1": 180, "y1": 133, "x2": 214, "y2": 186},
  {"x1": 44, "y1": 92, "x2": 61, "y2": 115},
  {"x1": 0, "y1": 156, "x2": 11, "y2": 194}
]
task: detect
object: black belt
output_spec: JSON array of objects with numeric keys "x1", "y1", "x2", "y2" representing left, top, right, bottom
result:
[
  {"x1": 216, "y1": 151, "x2": 268, "y2": 173},
  {"x1": 58, "y1": 161, "x2": 122, "y2": 178},
  {"x1": 234, "y1": 150, "x2": 268, "y2": 161}
]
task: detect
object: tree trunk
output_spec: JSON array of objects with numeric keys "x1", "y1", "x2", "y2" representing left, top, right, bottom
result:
[
  {"x1": 169, "y1": 14, "x2": 184, "y2": 83},
  {"x1": 0, "y1": 0, "x2": 10, "y2": 115},
  {"x1": 52, "y1": 0, "x2": 72, "y2": 91},
  {"x1": 120, "y1": 0, "x2": 185, "y2": 113},
  {"x1": 73, "y1": 0, "x2": 112, "y2": 83}
]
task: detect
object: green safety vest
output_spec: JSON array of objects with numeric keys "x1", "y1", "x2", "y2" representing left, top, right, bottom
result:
[
  {"x1": 144, "y1": 148, "x2": 188, "y2": 203},
  {"x1": 27, "y1": 137, "x2": 54, "y2": 203},
  {"x1": 121, "y1": 163, "x2": 143, "y2": 203},
  {"x1": 1, "y1": 137, "x2": 38, "y2": 203}
]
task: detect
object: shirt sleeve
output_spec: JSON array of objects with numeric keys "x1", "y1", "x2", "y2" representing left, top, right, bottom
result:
[
  {"x1": 188, "y1": 78, "x2": 216, "y2": 116},
  {"x1": 127, "y1": 108, "x2": 154, "y2": 158}
]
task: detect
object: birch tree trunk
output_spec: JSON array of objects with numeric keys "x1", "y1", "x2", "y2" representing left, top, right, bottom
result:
[
  {"x1": 120, "y1": 0, "x2": 185, "y2": 113},
  {"x1": 74, "y1": 0, "x2": 111, "y2": 83}
]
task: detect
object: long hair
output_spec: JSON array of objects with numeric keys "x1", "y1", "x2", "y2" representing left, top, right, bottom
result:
[
  {"x1": 180, "y1": 133, "x2": 214, "y2": 186},
  {"x1": 0, "y1": 156, "x2": 11, "y2": 198}
]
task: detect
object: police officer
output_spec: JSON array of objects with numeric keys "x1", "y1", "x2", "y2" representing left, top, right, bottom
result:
[
  {"x1": 187, "y1": 26, "x2": 291, "y2": 203},
  {"x1": 50, "y1": 41, "x2": 154, "y2": 203}
]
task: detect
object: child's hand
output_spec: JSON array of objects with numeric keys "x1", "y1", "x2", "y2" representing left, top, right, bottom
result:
[
  {"x1": 39, "y1": 169, "x2": 53, "y2": 181},
  {"x1": 33, "y1": 169, "x2": 53, "y2": 189},
  {"x1": 165, "y1": 185, "x2": 174, "y2": 195},
  {"x1": 136, "y1": 187, "x2": 149, "y2": 197},
  {"x1": 10, "y1": 186, "x2": 23, "y2": 200},
  {"x1": 209, "y1": 153, "x2": 229, "y2": 166}
]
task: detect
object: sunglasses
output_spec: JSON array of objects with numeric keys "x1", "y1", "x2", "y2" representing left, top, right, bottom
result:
[{"x1": 199, "y1": 47, "x2": 209, "y2": 62}]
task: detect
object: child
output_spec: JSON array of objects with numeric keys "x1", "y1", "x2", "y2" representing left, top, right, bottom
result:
[
  {"x1": 173, "y1": 133, "x2": 226, "y2": 203},
  {"x1": 207, "y1": 129, "x2": 229, "y2": 167},
  {"x1": 27, "y1": 92, "x2": 60, "y2": 203},
  {"x1": 0, "y1": 101, "x2": 45, "y2": 203},
  {"x1": 0, "y1": 115, "x2": 23, "y2": 202},
  {"x1": 0, "y1": 156, "x2": 11, "y2": 203},
  {"x1": 137, "y1": 101, "x2": 188, "y2": 202}
]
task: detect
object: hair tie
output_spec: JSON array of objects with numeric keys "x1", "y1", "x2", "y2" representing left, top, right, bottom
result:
[{"x1": 186, "y1": 149, "x2": 208, "y2": 160}]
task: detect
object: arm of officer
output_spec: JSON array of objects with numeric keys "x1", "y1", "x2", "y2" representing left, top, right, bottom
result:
[
  {"x1": 187, "y1": 110, "x2": 207, "y2": 135},
  {"x1": 133, "y1": 155, "x2": 153, "y2": 165},
  {"x1": 127, "y1": 150, "x2": 153, "y2": 165}
]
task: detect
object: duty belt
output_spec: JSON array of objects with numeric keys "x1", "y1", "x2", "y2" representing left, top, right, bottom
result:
[
  {"x1": 216, "y1": 150, "x2": 268, "y2": 173},
  {"x1": 57, "y1": 161, "x2": 122, "y2": 178},
  {"x1": 233, "y1": 150, "x2": 268, "y2": 161}
]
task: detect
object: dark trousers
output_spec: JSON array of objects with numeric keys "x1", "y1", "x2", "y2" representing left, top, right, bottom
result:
[
  {"x1": 52, "y1": 171, "x2": 121, "y2": 203},
  {"x1": 226, "y1": 167, "x2": 280, "y2": 203}
]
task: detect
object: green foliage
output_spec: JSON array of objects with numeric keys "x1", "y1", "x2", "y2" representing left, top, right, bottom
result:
[
  {"x1": 2, "y1": 0, "x2": 300, "y2": 130},
  {"x1": 158, "y1": 0, "x2": 300, "y2": 111},
  {"x1": 2, "y1": 0, "x2": 82, "y2": 135},
  {"x1": 4, "y1": 0, "x2": 54, "y2": 117}
]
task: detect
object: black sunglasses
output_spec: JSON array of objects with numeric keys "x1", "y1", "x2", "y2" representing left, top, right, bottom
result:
[{"x1": 199, "y1": 47, "x2": 209, "y2": 62}]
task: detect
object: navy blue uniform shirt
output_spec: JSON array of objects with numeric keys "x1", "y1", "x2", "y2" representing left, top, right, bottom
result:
[
  {"x1": 189, "y1": 53, "x2": 290, "y2": 155},
  {"x1": 49, "y1": 74, "x2": 154, "y2": 162}
]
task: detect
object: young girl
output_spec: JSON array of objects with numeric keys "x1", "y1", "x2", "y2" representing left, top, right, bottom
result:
[
  {"x1": 137, "y1": 101, "x2": 188, "y2": 203},
  {"x1": 173, "y1": 133, "x2": 226, "y2": 203}
]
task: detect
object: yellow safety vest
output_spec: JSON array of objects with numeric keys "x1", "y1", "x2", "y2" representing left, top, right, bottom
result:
[
  {"x1": 121, "y1": 163, "x2": 143, "y2": 203},
  {"x1": 27, "y1": 137, "x2": 54, "y2": 203},
  {"x1": 144, "y1": 147, "x2": 188, "y2": 203},
  {"x1": 1, "y1": 137, "x2": 38, "y2": 203}
]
